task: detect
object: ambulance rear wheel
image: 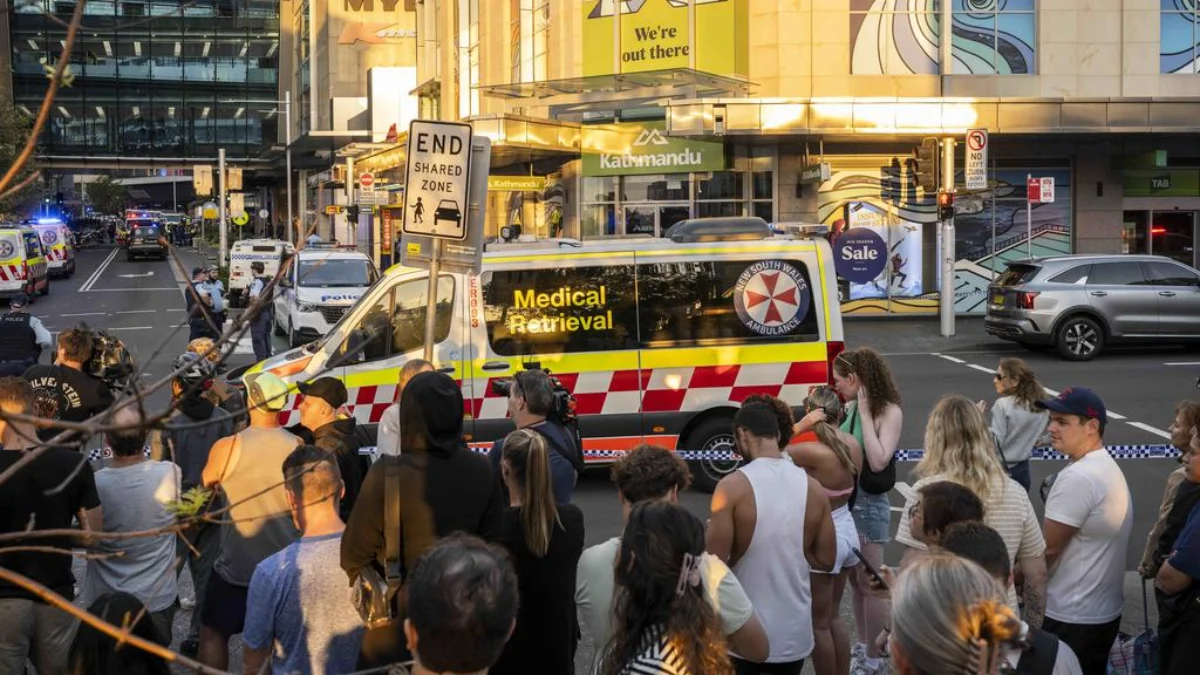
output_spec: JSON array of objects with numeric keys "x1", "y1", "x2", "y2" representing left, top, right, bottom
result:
[{"x1": 685, "y1": 416, "x2": 741, "y2": 493}]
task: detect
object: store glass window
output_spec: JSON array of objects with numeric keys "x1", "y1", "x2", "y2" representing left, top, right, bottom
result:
[
  {"x1": 481, "y1": 266, "x2": 639, "y2": 355},
  {"x1": 623, "y1": 174, "x2": 689, "y2": 202}
]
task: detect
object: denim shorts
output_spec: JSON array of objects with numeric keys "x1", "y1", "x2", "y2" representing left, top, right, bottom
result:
[{"x1": 851, "y1": 491, "x2": 892, "y2": 544}]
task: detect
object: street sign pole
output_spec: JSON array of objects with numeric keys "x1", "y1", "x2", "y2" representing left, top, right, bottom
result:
[
  {"x1": 218, "y1": 148, "x2": 227, "y2": 266},
  {"x1": 940, "y1": 137, "x2": 956, "y2": 338},
  {"x1": 423, "y1": 239, "x2": 442, "y2": 362},
  {"x1": 1027, "y1": 172, "x2": 1033, "y2": 259}
]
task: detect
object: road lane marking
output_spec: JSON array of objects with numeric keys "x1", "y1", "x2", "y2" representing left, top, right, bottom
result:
[
  {"x1": 1127, "y1": 422, "x2": 1172, "y2": 440},
  {"x1": 60, "y1": 312, "x2": 107, "y2": 317},
  {"x1": 1164, "y1": 362, "x2": 1200, "y2": 366},
  {"x1": 83, "y1": 288, "x2": 182, "y2": 292},
  {"x1": 79, "y1": 247, "x2": 119, "y2": 292},
  {"x1": 940, "y1": 356, "x2": 1168, "y2": 442},
  {"x1": 108, "y1": 326, "x2": 153, "y2": 331},
  {"x1": 115, "y1": 309, "x2": 157, "y2": 314}
]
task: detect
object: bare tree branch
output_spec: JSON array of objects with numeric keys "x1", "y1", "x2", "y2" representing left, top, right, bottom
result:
[
  {"x1": 0, "y1": 545, "x2": 124, "y2": 560},
  {"x1": 0, "y1": 565, "x2": 231, "y2": 674},
  {"x1": 0, "y1": 0, "x2": 87, "y2": 196},
  {"x1": 0, "y1": 169, "x2": 43, "y2": 202}
]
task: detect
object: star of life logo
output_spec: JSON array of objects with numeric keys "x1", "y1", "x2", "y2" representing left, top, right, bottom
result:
[
  {"x1": 733, "y1": 260, "x2": 811, "y2": 336},
  {"x1": 0, "y1": 241, "x2": 13, "y2": 258},
  {"x1": 41, "y1": 230, "x2": 57, "y2": 244}
]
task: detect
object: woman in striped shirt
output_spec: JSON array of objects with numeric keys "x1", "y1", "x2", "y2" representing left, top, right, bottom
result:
[{"x1": 596, "y1": 502, "x2": 734, "y2": 675}]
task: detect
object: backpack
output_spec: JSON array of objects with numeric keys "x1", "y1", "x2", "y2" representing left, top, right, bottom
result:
[{"x1": 1015, "y1": 626, "x2": 1059, "y2": 675}]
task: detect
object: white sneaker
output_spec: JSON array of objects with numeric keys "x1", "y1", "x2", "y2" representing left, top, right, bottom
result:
[
  {"x1": 850, "y1": 656, "x2": 889, "y2": 675},
  {"x1": 180, "y1": 595, "x2": 196, "y2": 610}
]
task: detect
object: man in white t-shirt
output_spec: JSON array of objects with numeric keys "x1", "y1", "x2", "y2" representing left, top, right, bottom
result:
[
  {"x1": 1036, "y1": 388, "x2": 1132, "y2": 675},
  {"x1": 576, "y1": 445, "x2": 769, "y2": 668}
]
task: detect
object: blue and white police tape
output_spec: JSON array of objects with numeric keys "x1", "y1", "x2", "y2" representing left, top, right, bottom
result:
[
  {"x1": 88, "y1": 443, "x2": 1182, "y2": 464},
  {"x1": 352, "y1": 443, "x2": 1183, "y2": 463}
]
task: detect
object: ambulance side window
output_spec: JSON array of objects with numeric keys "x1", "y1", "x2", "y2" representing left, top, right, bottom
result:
[
  {"x1": 334, "y1": 275, "x2": 455, "y2": 366},
  {"x1": 22, "y1": 233, "x2": 40, "y2": 259},
  {"x1": 636, "y1": 259, "x2": 820, "y2": 347},
  {"x1": 481, "y1": 266, "x2": 638, "y2": 356}
]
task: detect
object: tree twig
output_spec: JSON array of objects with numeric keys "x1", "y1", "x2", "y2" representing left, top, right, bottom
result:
[
  {"x1": 0, "y1": 546, "x2": 124, "y2": 560},
  {"x1": 0, "y1": 565, "x2": 231, "y2": 674},
  {"x1": 0, "y1": 169, "x2": 42, "y2": 202},
  {"x1": 0, "y1": 0, "x2": 87, "y2": 196}
]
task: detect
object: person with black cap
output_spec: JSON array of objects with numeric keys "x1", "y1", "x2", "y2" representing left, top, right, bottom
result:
[
  {"x1": 341, "y1": 370, "x2": 505, "y2": 669},
  {"x1": 0, "y1": 293, "x2": 51, "y2": 376},
  {"x1": 290, "y1": 376, "x2": 368, "y2": 521},
  {"x1": 1037, "y1": 387, "x2": 1132, "y2": 675}
]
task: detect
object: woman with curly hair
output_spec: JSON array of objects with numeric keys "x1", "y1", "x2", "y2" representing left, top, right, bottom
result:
[
  {"x1": 979, "y1": 357, "x2": 1048, "y2": 491},
  {"x1": 830, "y1": 347, "x2": 902, "y2": 675},
  {"x1": 895, "y1": 395, "x2": 1048, "y2": 628},
  {"x1": 599, "y1": 501, "x2": 733, "y2": 675}
]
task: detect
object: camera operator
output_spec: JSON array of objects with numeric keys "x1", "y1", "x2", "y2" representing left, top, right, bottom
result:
[{"x1": 487, "y1": 369, "x2": 584, "y2": 505}]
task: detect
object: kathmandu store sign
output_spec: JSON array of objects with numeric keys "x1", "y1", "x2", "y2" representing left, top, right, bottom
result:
[{"x1": 582, "y1": 122, "x2": 725, "y2": 177}]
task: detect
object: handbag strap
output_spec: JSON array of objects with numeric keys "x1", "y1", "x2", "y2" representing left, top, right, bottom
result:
[
  {"x1": 383, "y1": 459, "x2": 403, "y2": 582},
  {"x1": 1142, "y1": 577, "x2": 1150, "y2": 632}
]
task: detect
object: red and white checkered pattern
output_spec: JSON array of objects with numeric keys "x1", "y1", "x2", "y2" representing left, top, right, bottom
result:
[
  {"x1": 276, "y1": 361, "x2": 828, "y2": 428},
  {"x1": 0, "y1": 265, "x2": 24, "y2": 281},
  {"x1": 45, "y1": 247, "x2": 65, "y2": 262}
]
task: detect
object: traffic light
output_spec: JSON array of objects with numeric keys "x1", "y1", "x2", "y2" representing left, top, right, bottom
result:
[
  {"x1": 913, "y1": 137, "x2": 939, "y2": 193},
  {"x1": 346, "y1": 204, "x2": 361, "y2": 222},
  {"x1": 937, "y1": 190, "x2": 955, "y2": 221}
]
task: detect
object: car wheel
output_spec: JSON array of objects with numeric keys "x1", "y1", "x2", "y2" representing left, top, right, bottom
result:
[
  {"x1": 40, "y1": 279, "x2": 49, "y2": 296},
  {"x1": 684, "y1": 415, "x2": 740, "y2": 493},
  {"x1": 127, "y1": 253, "x2": 134, "y2": 261},
  {"x1": 1056, "y1": 316, "x2": 1105, "y2": 361}
]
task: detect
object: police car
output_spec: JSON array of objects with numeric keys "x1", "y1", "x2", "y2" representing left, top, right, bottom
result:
[
  {"x1": 228, "y1": 238, "x2": 295, "y2": 308},
  {"x1": 246, "y1": 217, "x2": 845, "y2": 490},
  {"x1": 271, "y1": 245, "x2": 378, "y2": 347}
]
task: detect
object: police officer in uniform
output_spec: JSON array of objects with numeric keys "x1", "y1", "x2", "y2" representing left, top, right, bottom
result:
[
  {"x1": 0, "y1": 294, "x2": 52, "y2": 376},
  {"x1": 246, "y1": 261, "x2": 274, "y2": 361}
]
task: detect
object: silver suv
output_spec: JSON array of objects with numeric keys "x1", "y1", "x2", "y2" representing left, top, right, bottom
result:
[{"x1": 986, "y1": 254, "x2": 1200, "y2": 361}]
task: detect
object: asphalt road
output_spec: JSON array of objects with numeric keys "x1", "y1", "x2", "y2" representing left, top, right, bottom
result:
[{"x1": 52, "y1": 250, "x2": 1186, "y2": 672}]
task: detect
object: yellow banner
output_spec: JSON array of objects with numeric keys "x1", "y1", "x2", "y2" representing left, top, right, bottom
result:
[
  {"x1": 487, "y1": 175, "x2": 547, "y2": 192},
  {"x1": 581, "y1": 0, "x2": 747, "y2": 78}
]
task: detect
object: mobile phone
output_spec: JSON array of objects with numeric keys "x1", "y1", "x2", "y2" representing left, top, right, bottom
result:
[{"x1": 853, "y1": 547, "x2": 889, "y2": 590}]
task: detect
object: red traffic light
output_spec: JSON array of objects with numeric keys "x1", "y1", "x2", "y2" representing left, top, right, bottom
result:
[{"x1": 937, "y1": 191, "x2": 954, "y2": 207}]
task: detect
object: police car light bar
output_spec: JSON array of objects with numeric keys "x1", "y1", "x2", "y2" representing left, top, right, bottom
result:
[{"x1": 774, "y1": 222, "x2": 830, "y2": 238}]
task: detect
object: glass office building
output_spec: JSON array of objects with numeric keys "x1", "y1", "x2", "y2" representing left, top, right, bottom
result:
[{"x1": 11, "y1": 0, "x2": 279, "y2": 158}]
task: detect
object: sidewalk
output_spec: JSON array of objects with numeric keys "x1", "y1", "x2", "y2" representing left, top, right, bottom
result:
[{"x1": 843, "y1": 315, "x2": 1019, "y2": 355}]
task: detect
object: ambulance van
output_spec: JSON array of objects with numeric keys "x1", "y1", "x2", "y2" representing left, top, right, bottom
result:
[
  {"x1": 0, "y1": 226, "x2": 50, "y2": 301},
  {"x1": 247, "y1": 218, "x2": 844, "y2": 490},
  {"x1": 31, "y1": 220, "x2": 75, "y2": 277},
  {"x1": 228, "y1": 238, "x2": 295, "y2": 307}
]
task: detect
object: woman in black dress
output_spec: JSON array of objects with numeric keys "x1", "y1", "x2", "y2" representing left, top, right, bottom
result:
[{"x1": 492, "y1": 428, "x2": 585, "y2": 675}]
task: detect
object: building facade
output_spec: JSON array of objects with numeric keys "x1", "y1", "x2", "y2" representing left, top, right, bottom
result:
[
  {"x1": 306, "y1": 0, "x2": 1200, "y2": 315},
  {"x1": 11, "y1": 0, "x2": 281, "y2": 162}
]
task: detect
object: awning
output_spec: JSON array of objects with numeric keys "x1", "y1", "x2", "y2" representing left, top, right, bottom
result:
[
  {"x1": 666, "y1": 97, "x2": 1200, "y2": 137},
  {"x1": 478, "y1": 68, "x2": 753, "y2": 100}
]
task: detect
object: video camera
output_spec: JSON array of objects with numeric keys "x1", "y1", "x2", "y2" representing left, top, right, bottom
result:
[
  {"x1": 491, "y1": 363, "x2": 579, "y2": 433},
  {"x1": 85, "y1": 330, "x2": 136, "y2": 392}
]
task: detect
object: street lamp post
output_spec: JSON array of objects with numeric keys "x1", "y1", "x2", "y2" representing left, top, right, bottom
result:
[{"x1": 217, "y1": 95, "x2": 295, "y2": 245}]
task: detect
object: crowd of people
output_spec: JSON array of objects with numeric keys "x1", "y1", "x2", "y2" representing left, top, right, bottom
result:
[{"x1": 2, "y1": 336, "x2": 1200, "y2": 675}]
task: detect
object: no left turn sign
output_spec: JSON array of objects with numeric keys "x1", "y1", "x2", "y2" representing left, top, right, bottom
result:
[{"x1": 967, "y1": 129, "x2": 987, "y2": 152}]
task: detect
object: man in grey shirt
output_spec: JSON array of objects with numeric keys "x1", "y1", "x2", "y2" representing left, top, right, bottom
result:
[{"x1": 83, "y1": 404, "x2": 181, "y2": 645}]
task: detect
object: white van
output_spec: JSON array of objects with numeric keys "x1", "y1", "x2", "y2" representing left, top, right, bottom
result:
[
  {"x1": 246, "y1": 218, "x2": 845, "y2": 490},
  {"x1": 229, "y1": 238, "x2": 295, "y2": 307},
  {"x1": 271, "y1": 245, "x2": 378, "y2": 346}
]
